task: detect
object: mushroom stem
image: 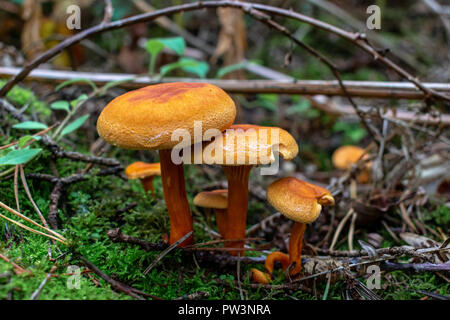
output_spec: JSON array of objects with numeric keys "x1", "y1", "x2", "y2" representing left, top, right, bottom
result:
[
  {"x1": 159, "y1": 149, "x2": 193, "y2": 247},
  {"x1": 265, "y1": 251, "x2": 290, "y2": 275},
  {"x1": 140, "y1": 176, "x2": 155, "y2": 194},
  {"x1": 222, "y1": 165, "x2": 253, "y2": 255},
  {"x1": 288, "y1": 222, "x2": 307, "y2": 276},
  {"x1": 214, "y1": 208, "x2": 227, "y2": 237}
]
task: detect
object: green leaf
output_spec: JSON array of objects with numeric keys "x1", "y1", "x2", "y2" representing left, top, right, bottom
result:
[
  {"x1": 17, "y1": 135, "x2": 37, "y2": 148},
  {"x1": 160, "y1": 60, "x2": 198, "y2": 77},
  {"x1": 60, "y1": 115, "x2": 89, "y2": 137},
  {"x1": 146, "y1": 39, "x2": 165, "y2": 76},
  {"x1": 0, "y1": 148, "x2": 42, "y2": 166},
  {"x1": 145, "y1": 39, "x2": 165, "y2": 57},
  {"x1": 246, "y1": 94, "x2": 278, "y2": 111},
  {"x1": 286, "y1": 99, "x2": 318, "y2": 118},
  {"x1": 348, "y1": 128, "x2": 367, "y2": 143},
  {"x1": 50, "y1": 100, "x2": 70, "y2": 112},
  {"x1": 99, "y1": 77, "x2": 136, "y2": 96},
  {"x1": 179, "y1": 58, "x2": 209, "y2": 78},
  {"x1": 12, "y1": 121, "x2": 48, "y2": 130},
  {"x1": 216, "y1": 61, "x2": 249, "y2": 78},
  {"x1": 158, "y1": 37, "x2": 185, "y2": 56},
  {"x1": 70, "y1": 94, "x2": 89, "y2": 108},
  {"x1": 55, "y1": 78, "x2": 98, "y2": 91}
]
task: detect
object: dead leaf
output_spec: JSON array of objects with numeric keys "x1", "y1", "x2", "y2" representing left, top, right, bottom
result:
[
  {"x1": 21, "y1": 0, "x2": 45, "y2": 60},
  {"x1": 212, "y1": 4, "x2": 247, "y2": 79},
  {"x1": 353, "y1": 191, "x2": 415, "y2": 226},
  {"x1": 437, "y1": 179, "x2": 450, "y2": 199}
]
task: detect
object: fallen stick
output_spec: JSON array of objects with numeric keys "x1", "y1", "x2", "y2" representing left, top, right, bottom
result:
[
  {"x1": 311, "y1": 95, "x2": 450, "y2": 126},
  {"x1": 1, "y1": 67, "x2": 450, "y2": 100},
  {"x1": 381, "y1": 261, "x2": 450, "y2": 273},
  {"x1": 79, "y1": 256, "x2": 146, "y2": 300}
]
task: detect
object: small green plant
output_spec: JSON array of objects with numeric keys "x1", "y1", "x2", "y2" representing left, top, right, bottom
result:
[
  {"x1": 332, "y1": 120, "x2": 367, "y2": 144},
  {"x1": 423, "y1": 205, "x2": 450, "y2": 228},
  {"x1": 145, "y1": 37, "x2": 209, "y2": 78},
  {"x1": 286, "y1": 96, "x2": 320, "y2": 118},
  {"x1": 0, "y1": 79, "x2": 50, "y2": 117}
]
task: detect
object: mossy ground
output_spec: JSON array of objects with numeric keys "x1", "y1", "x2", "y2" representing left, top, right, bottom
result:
[
  {"x1": 0, "y1": 149, "x2": 448, "y2": 299},
  {"x1": 0, "y1": 3, "x2": 449, "y2": 297}
]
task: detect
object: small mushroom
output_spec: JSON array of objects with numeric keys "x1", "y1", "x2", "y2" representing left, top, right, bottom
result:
[
  {"x1": 252, "y1": 252, "x2": 289, "y2": 284},
  {"x1": 265, "y1": 251, "x2": 290, "y2": 275},
  {"x1": 97, "y1": 82, "x2": 236, "y2": 246},
  {"x1": 267, "y1": 177, "x2": 334, "y2": 276},
  {"x1": 332, "y1": 145, "x2": 370, "y2": 183},
  {"x1": 125, "y1": 161, "x2": 161, "y2": 194},
  {"x1": 193, "y1": 189, "x2": 228, "y2": 237},
  {"x1": 250, "y1": 268, "x2": 271, "y2": 284},
  {"x1": 195, "y1": 124, "x2": 298, "y2": 254}
]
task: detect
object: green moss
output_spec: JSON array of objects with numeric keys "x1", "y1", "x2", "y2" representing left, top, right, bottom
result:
[{"x1": 0, "y1": 79, "x2": 51, "y2": 118}]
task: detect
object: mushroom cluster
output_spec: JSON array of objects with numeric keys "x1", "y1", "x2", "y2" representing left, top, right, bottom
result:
[
  {"x1": 97, "y1": 82, "x2": 236, "y2": 246},
  {"x1": 97, "y1": 82, "x2": 336, "y2": 281}
]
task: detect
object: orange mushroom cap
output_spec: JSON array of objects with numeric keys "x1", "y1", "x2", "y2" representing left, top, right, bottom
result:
[
  {"x1": 192, "y1": 124, "x2": 298, "y2": 166},
  {"x1": 267, "y1": 177, "x2": 335, "y2": 224},
  {"x1": 332, "y1": 145, "x2": 367, "y2": 170},
  {"x1": 193, "y1": 189, "x2": 228, "y2": 209},
  {"x1": 125, "y1": 162, "x2": 161, "y2": 180},
  {"x1": 97, "y1": 82, "x2": 236, "y2": 150}
]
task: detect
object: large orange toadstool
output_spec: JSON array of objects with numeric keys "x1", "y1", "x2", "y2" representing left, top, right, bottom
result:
[
  {"x1": 125, "y1": 161, "x2": 161, "y2": 194},
  {"x1": 194, "y1": 124, "x2": 298, "y2": 254},
  {"x1": 267, "y1": 177, "x2": 334, "y2": 276},
  {"x1": 97, "y1": 82, "x2": 236, "y2": 246},
  {"x1": 332, "y1": 145, "x2": 370, "y2": 183},
  {"x1": 193, "y1": 189, "x2": 228, "y2": 237}
]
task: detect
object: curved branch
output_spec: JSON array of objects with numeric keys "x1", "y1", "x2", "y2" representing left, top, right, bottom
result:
[{"x1": 0, "y1": 1, "x2": 448, "y2": 104}]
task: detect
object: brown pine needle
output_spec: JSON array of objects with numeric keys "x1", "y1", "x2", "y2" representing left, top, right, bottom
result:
[
  {"x1": 330, "y1": 207, "x2": 354, "y2": 251},
  {"x1": 14, "y1": 165, "x2": 20, "y2": 212},
  {"x1": 19, "y1": 165, "x2": 50, "y2": 228},
  {"x1": 348, "y1": 211, "x2": 357, "y2": 252},
  {"x1": 0, "y1": 200, "x2": 67, "y2": 242},
  {"x1": 0, "y1": 253, "x2": 30, "y2": 275},
  {"x1": 0, "y1": 211, "x2": 66, "y2": 244}
]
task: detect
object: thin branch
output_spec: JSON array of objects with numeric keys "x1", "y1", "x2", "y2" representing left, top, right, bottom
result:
[
  {"x1": 79, "y1": 256, "x2": 146, "y2": 300},
  {"x1": 0, "y1": 1, "x2": 447, "y2": 104},
  {"x1": 142, "y1": 231, "x2": 193, "y2": 275}
]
